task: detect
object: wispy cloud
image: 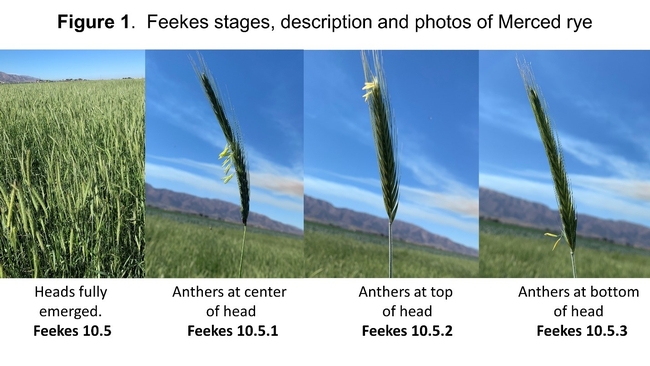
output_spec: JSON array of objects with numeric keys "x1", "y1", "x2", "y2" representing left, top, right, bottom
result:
[
  {"x1": 146, "y1": 162, "x2": 303, "y2": 214},
  {"x1": 571, "y1": 93, "x2": 650, "y2": 160},
  {"x1": 247, "y1": 148, "x2": 303, "y2": 197},
  {"x1": 306, "y1": 175, "x2": 384, "y2": 211},
  {"x1": 399, "y1": 147, "x2": 478, "y2": 218},
  {"x1": 146, "y1": 163, "x2": 237, "y2": 197},
  {"x1": 480, "y1": 172, "x2": 650, "y2": 225},
  {"x1": 260, "y1": 84, "x2": 303, "y2": 146},
  {"x1": 481, "y1": 90, "x2": 650, "y2": 182},
  {"x1": 402, "y1": 153, "x2": 476, "y2": 194},
  {"x1": 321, "y1": 162, "x2": 478, "y2": 219},
  {"x1": 148, "y1": 154, "x2": 303, "y2": 198},
  {"x1": 147, "y1": 98, "x2": 224, "y2": 149},
  {"x1": 320, "y1": 170, "x2": 378, "y2": 188},
  {"x1": 401, "y1": 186, "x2": 478, "y2": 218},
  {"x1": 560, "y1": 135, "x2": 649, "y2": 180},
  {"x1": 480, "y1": 172, "x2": 557, "y2": 204},
  {"x1": 147, "y1": 61, "x2": 238, "y2": 151},
  {"x1": 305, "y1": 55, "x2": 374, "y2": 146},
  {"x1": 571, "y1": 174, "x2": 650, "y2": 202},
  {"x1": 306, "y1": 175, "x2": 477, "y2": 233},
  {"x1": 571, "y1": 183, "x2": 650, "y2": 222},
  {"x1": 479, "y1": 91, "x2": 540, "y2": 140}
]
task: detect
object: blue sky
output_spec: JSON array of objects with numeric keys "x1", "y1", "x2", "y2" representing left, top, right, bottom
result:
[
  {"x1": 305, "y1": 51, "x2": 479, "y2": 249},
  {"x1": 480, "y1": 51, "x2": 650, "y2": 228},
  {"x1": 0, "y1": 51, "x2": 143, "y2": 80},
  {"x1": 145, "y1": 50, "x2": 304, "y2": 230}
]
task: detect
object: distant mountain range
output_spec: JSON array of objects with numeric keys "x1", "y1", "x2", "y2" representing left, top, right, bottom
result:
[
  {"x1": 0, "y1": 71, "x2": 40, "y2": 84},
  {"x1": 0, "y1": 71, "x2": 134, "y2": 84},
  {"x1": 145, "y1": 184, "x2": 303, "y2": 236},
  {"x1": 304, "y1": 195, "x2": 478, "y2": 257},
  {"x1": 479, "y1": 187, "x2": 650, "y2": 249}
]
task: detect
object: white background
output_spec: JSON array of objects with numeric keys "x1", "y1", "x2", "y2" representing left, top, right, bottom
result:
[
  {"x1": 2, "y1": 0, "x2": 649, "y2": 364},
  {"x1": 0, "y1": 0, "x2": 648, "y2": 49},
  {"x1": 0, "y1": 279, "x2": 647, "y2": 364}
]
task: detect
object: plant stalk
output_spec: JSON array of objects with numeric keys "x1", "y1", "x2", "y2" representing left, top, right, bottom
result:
[
  {"x1": 388, "y1": 221, "x2": 393, "y2": 278},
  {"x1": 570, "y1": 250, "x2": 577, "y2": 278},
  {"x1": 238, "y1": 225, "x2": 247, "y2": 278},
  {"x1": 362, "y1": 51, "x2": 400, "y2": 279}
]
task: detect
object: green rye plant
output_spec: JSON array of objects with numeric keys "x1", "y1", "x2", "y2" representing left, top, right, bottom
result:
[
  {"x1": 361, "y1": 51, "x2": 400, "y2": 278},
  {"x1": 191, "y1": 54, "x2": 251, "y2": 278},
  {"x1": 0, "y1": 79, "x2": 145, "y2": 278},
  {"x1": 517, "y1": 57, "x2": 578, "y2": 278}
]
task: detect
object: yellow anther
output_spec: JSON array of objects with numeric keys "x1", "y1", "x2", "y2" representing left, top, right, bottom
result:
[
  {"x1": 218, "y1": 145, "x2": 230, "y2": 159},
  {"x1": 544, "y1": 233, "x2": 562, "y2": 251},
  {"x1": 222, "y1": 173, "x2": 234, "y2": 184},
  {"x1": 362, "y1": 78, "x2": 378, "y2": 102}
]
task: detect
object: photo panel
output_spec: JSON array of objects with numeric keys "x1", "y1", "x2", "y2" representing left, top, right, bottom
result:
[
  {"x1": 0, "y1": 50, "x2": 145, "y2": 278},
  {"x1": 144, "y1": 50, "x2": 304, "y2": 278},
  {"x1": 479, "y1": 51, "x2": 650, "y2": 278},
  {"x1": 304, "y1": 50, "x2": 479, "y2": 278}
]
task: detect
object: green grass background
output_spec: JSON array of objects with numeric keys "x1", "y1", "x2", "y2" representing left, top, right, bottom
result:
[
  {"x1": 145, "y1": 207, "x2": 304, "y2": 278},
  {"x1": 305, "y1": 221, "x2": 478, "y2": 278},
  {"x1": 0, "y1": 80, "x2": 145, "y2": 278},
  {"x1": 479, "y1": 219, "x2": 650, "y2": 278}
]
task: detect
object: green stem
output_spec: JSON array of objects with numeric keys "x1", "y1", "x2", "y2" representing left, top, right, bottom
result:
[
  {"x1": 238, "y1": 225, "x2": 247, "y2": 278},
  {"x1": 388, "y1": 220, "x2": 393, "y2": 278},
  {"x1": 570, "y1": 250, "x2": 577, "y2": 278}
]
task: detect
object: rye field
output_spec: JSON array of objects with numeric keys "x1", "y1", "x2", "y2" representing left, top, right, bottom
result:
[
  {"x1": 479, "y1": 219, "x2": 650, "y2": 278},
  {"x1": 145, "y1": 207, "x2": 304, "y2": 278},
  {"x1": 305, "y1": 221, "x2": 478, "y2": 278},
  {"x1": 0, "y1": 79, "x2": 145, "y2": 278}
]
